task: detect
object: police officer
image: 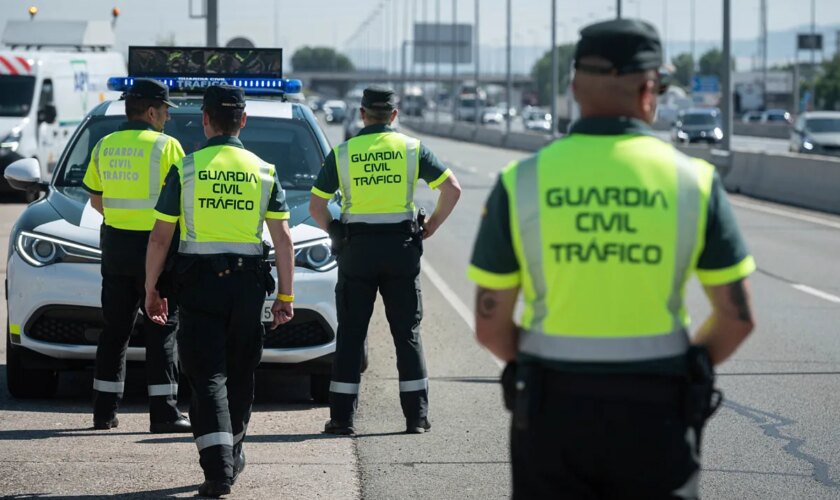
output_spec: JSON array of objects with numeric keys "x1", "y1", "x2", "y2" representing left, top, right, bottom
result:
[
  {"x1": 82, "y1": 78, "x2": 190, "y2": 433},
  {"x1": 144, "y1": 85, "x2": 294, "y2": 498},
  {"x1": 309, "y1": 86, "x2": 461, "y2": 435},
  {"x1": 468, "y1": 20, "x2": 757, "y2": 498}
]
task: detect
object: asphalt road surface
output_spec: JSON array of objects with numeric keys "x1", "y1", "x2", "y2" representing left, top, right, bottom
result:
[{"x1": 1, "y1": 121, "x2": 839, "y2": 498}]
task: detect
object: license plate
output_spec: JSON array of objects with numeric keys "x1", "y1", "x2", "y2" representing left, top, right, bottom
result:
[{"x1": 262, "y1": 301, "x2": 274, "y2": 323}]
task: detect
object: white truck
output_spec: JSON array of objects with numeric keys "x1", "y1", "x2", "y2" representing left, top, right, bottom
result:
[{"x1": 0, "y1": 20, "x2": 124, "y2": 198}]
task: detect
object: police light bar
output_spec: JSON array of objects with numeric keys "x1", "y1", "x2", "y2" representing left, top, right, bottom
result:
[{"x1": 107, "y1": 76, "x2": 302, "y2": 96}]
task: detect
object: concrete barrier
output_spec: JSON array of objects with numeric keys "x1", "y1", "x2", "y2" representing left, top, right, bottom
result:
[
  {"x1": 474, "y1": 127, "x2": 505, "y2": 148},
  {"x1": 733, "y1": 122, "x2": 790, "y2": 140},
  {"x1": 502, "y1": 132, "x2": 553, "y2": 152}
]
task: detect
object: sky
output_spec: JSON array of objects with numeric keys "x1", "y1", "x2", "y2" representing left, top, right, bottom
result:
[{"x1": 1, "y1": 0, "x2": 839, "y2": 73}]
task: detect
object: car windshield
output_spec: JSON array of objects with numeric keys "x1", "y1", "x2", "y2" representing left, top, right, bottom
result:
[
  {"x1": 806, "y1": 118, "x2": 840, "y2": 133},
  {"x1": 54, "y1": 114, "x2": 324, "y2": 191},
  {"x1": 682, "y1": 114, "x2": 717, "y2": 126},
  {"x1": 0, "y1": 75, "x2": 36, "y2": 117}
]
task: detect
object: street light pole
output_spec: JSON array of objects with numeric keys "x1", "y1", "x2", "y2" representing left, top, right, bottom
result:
[
  {"x1": 206, "y1": 0, "x2": 218, "y2": 47},
  {"x1": 435, "y1": 0, "x2": 441, "y2": 125},
  {"x1": 474, "y1": 0, "x2": 481, "y2": 129},
  {"x1": 722, "y1": 0, "x2": 732, "y2": 152},
  {"x1": 550, "y1": 0, "x2": 558, "y2": 137},
  {"x1": 505, "y1": 0, "x2": 512, "y2": 135},
  {"x1": 616, "y1": 0, "x2": 622, "y2": 19},
  {"x1": 452, "y1": 0, "x2": 458, "y2": 118},
  {"x1": 811, "y1": 0, "x2": 816, "y2": 110}
]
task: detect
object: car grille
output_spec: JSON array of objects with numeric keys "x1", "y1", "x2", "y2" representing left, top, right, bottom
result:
[
  {"x1": 25, "y1": 306, "x2": 146, "y2": 347},
  {"x1": 263, "y1": 310, "x2": 335, "y2": 349}
]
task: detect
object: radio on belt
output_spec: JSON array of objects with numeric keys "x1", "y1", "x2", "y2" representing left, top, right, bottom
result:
[{"x1": 107, "y1": 46, "x2": 302, "y2": 96}]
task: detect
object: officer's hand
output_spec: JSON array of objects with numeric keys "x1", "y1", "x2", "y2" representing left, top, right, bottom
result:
[
  {"x1": 272, "y1": 299, "x2": 294, "y2": 329},
  {"x1": 145, "y1": 290, "x2": 169, "y2": 326},
  {"x1": 422, "y1": 219, "x2": 439, "y2": 240}
]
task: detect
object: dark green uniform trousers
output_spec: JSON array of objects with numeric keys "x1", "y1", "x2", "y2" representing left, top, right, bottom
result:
[
  {"x1": 511, "y1": 371, "x2": 699, "y2": 500},
  {"x1": 93, "y1": 227, "x2": 180, "y2": 423},
  {"x1": 177, "y1": 262, "x2": 265, "y2": 481},
  {"x1": 330, "y1": 229, "x2": 428, "y2": 423}
]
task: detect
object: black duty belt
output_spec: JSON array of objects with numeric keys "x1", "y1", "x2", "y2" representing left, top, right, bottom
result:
[
  {"x1": 541, "y1": 371, "x2": 684, "y2": 403},
  {"x1": 182, "y1": 253, "x2": 266, "y2": 276},
  {"x1": 344, "y1": 220, "x2": 417, "y2": 237}
]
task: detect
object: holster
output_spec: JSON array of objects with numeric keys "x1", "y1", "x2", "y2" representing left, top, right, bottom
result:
[
  {"x1": 328, "y1": 219, "x2": 346, "y2": 256},
  {"x1": 410, "y1": 208, "x2": 426, "y2": 255},
  {"x1": 506, "y1": 362, "x2": 541, "y2": 431},
  {"x1": 261, "y1": 241, "x2": 276, "y2": 296},
  {"x1": 684, "y1": 345, "x2": 723, "y2": 441}
]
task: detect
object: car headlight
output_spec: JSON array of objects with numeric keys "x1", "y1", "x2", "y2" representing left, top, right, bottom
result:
[
  {"x1": 0, "y1": 127, "x2": 22, "y2": 154},
  {"x1": 803, "y1": 137, "x2": 815, "y2": 150},
  {"x1": 677, "y1": 131, "x2": 688, "y2": 139},
  {"x1": 713, "y1": 127, "x2": 724, "y2": 140},
  {"x1": 15, "y1": 231, "x2": 102, "y2": 267},
  {"x1": 267, "y1": 238, "x2": 337, "y2": 272}
]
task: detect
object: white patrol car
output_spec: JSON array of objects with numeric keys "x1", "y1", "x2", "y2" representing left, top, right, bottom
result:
[{"x1": 4, "y1": 50, "x2": 356, "y2": 402}]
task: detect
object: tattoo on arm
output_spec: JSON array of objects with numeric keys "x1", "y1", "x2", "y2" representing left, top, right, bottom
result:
[
  {"x1": 728, "y1": 280, "x2": 753, "y2": 322},
  {"x1": 477, "y1": 288, "x2": 498, "y2": 320}
]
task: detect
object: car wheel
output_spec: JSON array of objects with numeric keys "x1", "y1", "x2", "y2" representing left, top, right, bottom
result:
[
  {"x1": 6, "y1": 321, "x2": 59, "y2": 399},
  {"x1": 310, "y1": 373, "x2": 330, "y2": 404}
]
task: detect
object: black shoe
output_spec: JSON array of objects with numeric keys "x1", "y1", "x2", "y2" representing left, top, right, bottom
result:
[
  {"x1": 323, "y1": 419, "x2": 355, "y2": 436},
  {"x1": 406, "y1": 417, "x2": 431, "y2": 434},
  {"x1": 149, "y1": 416, "x2": 192, "y2": 434},
  {"x1": 198, "y1": 479, "x2": 231, "y2": 498},
  {"x1": 93, "y1": 416, "x2": 119, "y2": 430},
  {"x1": 231, "y1": 447, "x2": 246, "y2": 485}
]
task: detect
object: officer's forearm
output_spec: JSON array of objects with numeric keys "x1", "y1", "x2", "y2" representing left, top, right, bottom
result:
[
  {"x1": 145, "y1": 220, "x2": 177, "y2": 293},
  {"x1": 693, "y1": 279, "x2": 756, "y2": 365},
  {"x1": 90, "y1": 194, "x2": 104, "y2": 215},
  {"x1": 267, "y1": 219, "x2": 294, "y2": 296},
  {"x1": 309, "y1": 195, "x2": 332, "y2": 231},
  {"x1": 428, "y1": 175, "x2": 461, "y2": 229},
  {"x1": 474, "y1": 286, "x2": 520, "y2": 362}
]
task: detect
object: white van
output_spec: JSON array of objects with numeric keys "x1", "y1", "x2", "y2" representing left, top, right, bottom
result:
[{"x1": 0, "y1": 21, "x2": 124, "y2": 197}]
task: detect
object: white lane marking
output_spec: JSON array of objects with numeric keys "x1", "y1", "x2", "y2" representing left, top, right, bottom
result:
[
  {"x1": 791, "y1": 284, "x2": 840, "y2": 304},
  {"x1": 730, "y1": 198, "x2": 840, "y2": 230},
  {"x1": 421, "y1": 258, "x2": 505, "y2": 368}
]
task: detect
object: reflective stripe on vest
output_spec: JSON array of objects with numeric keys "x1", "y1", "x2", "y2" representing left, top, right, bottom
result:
[
  {"x1": 101, "y1": 134, "x2": 169, "y2": 209},
  {"x1": 336, "y1": 133, "x2": 419, "y2": 224},
  {"x1": 513, "y1": 145, "x2": 706, "y2": 363},
  {"x1": 179, "y1": 147, "x2": 274, "y2": 256}
]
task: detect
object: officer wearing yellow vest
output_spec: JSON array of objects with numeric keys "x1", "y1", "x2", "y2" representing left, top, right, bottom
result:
[
  {"x1": 82, "y1": 78, "x2": 191, "y2": 433},
  {"x1": 144, "y1": 85, "x2": 294, "y2": 497},
  {"x1": 468, "y1": 20, "x2": 757, "y2": 498},
  {"x1": 309, "y1": 86, "x2": 461, "y2": 435}
]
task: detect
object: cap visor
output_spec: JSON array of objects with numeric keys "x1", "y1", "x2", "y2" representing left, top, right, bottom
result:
[{"x1": 163, "y1": 99, "x2": 179, "y2": 109}]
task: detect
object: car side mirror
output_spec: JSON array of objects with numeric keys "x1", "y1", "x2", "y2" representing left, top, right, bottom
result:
[
  {"x1": 38, "y1": 104, "x2": 57, "y2": 125},
  {"x1": 4, "y1": 157, "x2": 42, "y2": 190}
]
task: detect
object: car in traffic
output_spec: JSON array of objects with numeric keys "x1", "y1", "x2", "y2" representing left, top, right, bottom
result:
[
  {"x1": 671, "y1": 108, "x2": 724, "y2": 145},
  {"x1": 761, "y1": 108, "x2": 792, "y2": 124},
  {"x1": 3, "y1": 49, "x2": 354, "y2": 402},
  {"x1": 343, "y1": 106, "x2": 365, "y2": 141},
  {"x1": 741, "y1": 110, "x2": 763, "y2": 123},
  {"x1": 322, "y1": 99, "x2": 347, "y2": 124},
  {"x1": 789, "y1": 111, "x2": 840, "y2": 156},
  {"x1": 481, "y1": 106, "x2": 504, "y2": 125},
  {"x1": 521, "y1": 107, "x2": 552, "y2": 132}
]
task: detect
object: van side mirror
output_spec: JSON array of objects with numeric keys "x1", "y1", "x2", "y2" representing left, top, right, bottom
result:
[
  {"x1": 38, "y1": 104, "x2": 57, "y2": 125},
  {"x1": 4, "y1": 157, "x2": 42, "y2": 190}
]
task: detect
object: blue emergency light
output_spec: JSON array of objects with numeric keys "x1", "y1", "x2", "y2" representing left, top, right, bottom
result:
[{"x1": 107, "y1": 76, "x2": 302, "y2": 96}]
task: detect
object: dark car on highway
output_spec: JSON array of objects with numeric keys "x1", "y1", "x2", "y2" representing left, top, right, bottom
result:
[
  {"x1": 790, "y1": 111, "x2": 840, "y2": 156},
  {"x1": 672, "y1": 108, "x2": 724, "y2": 145}
]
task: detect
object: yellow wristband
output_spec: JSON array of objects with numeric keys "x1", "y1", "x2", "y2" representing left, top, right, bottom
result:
[{"x1": 276, "y1": 293, "x2": 294, "y2": 303}]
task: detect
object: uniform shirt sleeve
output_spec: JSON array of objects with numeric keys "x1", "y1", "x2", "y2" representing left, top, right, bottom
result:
[
  {"x1": 153, "y1": 166, "x2": 181, "y2": 223},
  {"x1": 266, "y1": 164, "x2": 291, "y2": 220},
  {"x1": 467, "y1": 176, "x2": 521, "y2": 289},
  {"x1": 311, "y1": 151, "x2": 339, "y2": 199},
  {"x1": 695, "y1": 171, "x2": 756, "y2": 285},
  {"x1": 82, "y1": 139, "x2": 104, "y2": 194},
  {"x1": 160, "y1": 138, "x2": 186, "y2": 186},
  {"x1": 418, "y1": 144, "x2": 452, "y2": 190}
]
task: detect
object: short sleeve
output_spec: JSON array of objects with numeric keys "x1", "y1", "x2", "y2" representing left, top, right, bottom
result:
[
  {"x1": 695, "y1": 172, "x2": 756, "y2": 285},
  {"x1": 160, "y1": 138, "x2": 186, "y2": 186},
  {"x1": 467, "y1": 176, "x2": 521, "y2": 289},
  {"x1": 266, "y1": 165, "x2": 290, "y2": 220},
  {"x1": 418, "y1": 144, "x2": 452, "y2": 189},
  {"x1": 311, "y1": 151, "x2": 339, "y2": 199},
  {"x1": 153, "y1": 165, "x2": 181, "y2": 223},
  {"x1": 82, "y1": 139, "x2": 103, "y2": 194}
]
